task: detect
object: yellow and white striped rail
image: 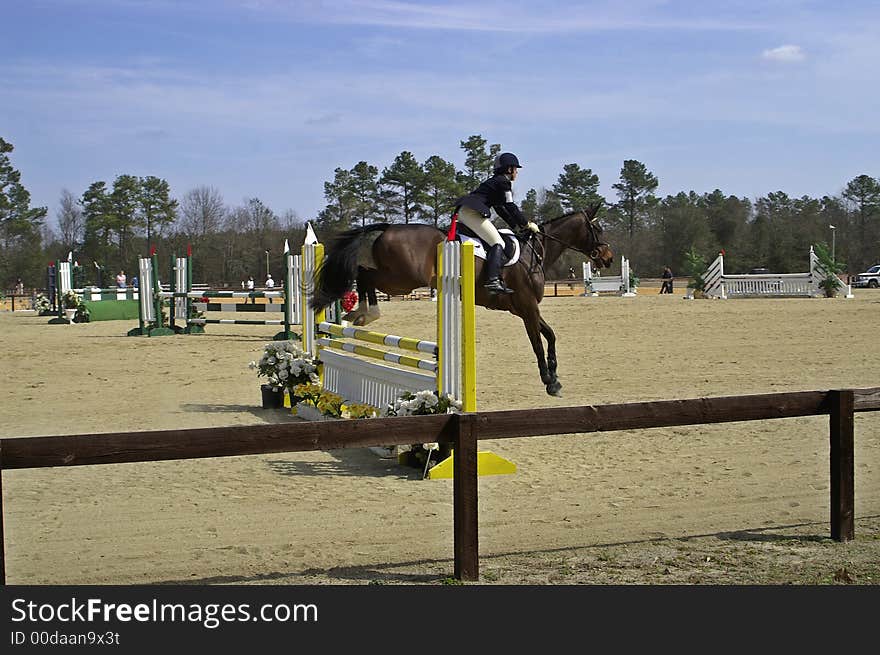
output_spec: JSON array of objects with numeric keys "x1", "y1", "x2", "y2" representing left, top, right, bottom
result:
[
  {"x1": 316, "y1": 335, "x2": 438, "y2": 372},
  {"x1": 317, "y1": 321, "x2": 437, "y2": 356}
]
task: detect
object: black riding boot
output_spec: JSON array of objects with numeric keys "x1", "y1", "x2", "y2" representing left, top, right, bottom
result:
[{"x1": 483, "y1": 244, "x2": 514, "y2": 295}]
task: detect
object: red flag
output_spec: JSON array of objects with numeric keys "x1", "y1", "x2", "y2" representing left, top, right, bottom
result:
[{"x1": 446, "y1": 213, "x2": 458, "y2": 241}]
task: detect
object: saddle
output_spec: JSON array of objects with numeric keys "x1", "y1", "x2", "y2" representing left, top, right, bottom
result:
[{"x1": 455, "y1": 225, "x2": 521, "y2": 267}]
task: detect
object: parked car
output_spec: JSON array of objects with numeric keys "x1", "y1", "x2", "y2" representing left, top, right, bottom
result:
[
  {"x1": 852, "y1": 264, "x2": 880, "y2": 288},
  {"x1": 749, "y1": 267, "x2": 771, "y2": 275}
]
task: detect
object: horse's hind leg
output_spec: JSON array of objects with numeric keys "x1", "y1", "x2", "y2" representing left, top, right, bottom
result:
[
  {"x1": 343, "y1": 269, "x2": 381, "y2": 326},
  {"x1": 520, "y1": 309, "x2": 562, "y2": 396},
  {"x1": 538, "y1": 315, "x2": 560, "y2": 391},
  {"x1": 364, "y1": 287, "x2": 380, "y2": 323}
]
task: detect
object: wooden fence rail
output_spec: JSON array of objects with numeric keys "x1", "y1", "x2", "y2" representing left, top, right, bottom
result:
[{"x1": 1, "y1": 386, "x2": 878, "y2": 584}]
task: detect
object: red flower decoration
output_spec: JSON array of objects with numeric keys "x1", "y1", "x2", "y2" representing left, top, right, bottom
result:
[{"x1": 341, "y1": 290, "x2": 358, "y2": 312}]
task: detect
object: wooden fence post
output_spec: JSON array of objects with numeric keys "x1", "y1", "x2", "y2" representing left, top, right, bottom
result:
[
  {"x1": 1, "y1": 442, "x2": 5, "y2": 586},
  {"x1": 453, "y1": 413, "x2": 479, "y2": 581},
  {"x1": 829, "y1": 389, "x2": 855, "y2": 542}
]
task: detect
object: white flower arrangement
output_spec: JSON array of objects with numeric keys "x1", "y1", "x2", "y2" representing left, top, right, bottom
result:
[
  {"x1": 33, "y1": 293, "x2": 51, "y2": 314},
  {"x1": 378, "y1": 390, "x2": 462, "y2": 474},
  {"x1": 249, "y1": 341, "x2": 319, "y2": 392},
  {"x1": 383, "y1": 389, "x2": 462, "y2": 417}
]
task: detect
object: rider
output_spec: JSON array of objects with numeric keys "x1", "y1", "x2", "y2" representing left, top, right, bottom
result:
[{"x1": 455, "y1": 152, "x2": 540, "y2": 295}]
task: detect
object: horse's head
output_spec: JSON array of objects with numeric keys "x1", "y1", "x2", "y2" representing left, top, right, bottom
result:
[{"x1": 579, "y1": 203, "x2": 614, "y2": 269}]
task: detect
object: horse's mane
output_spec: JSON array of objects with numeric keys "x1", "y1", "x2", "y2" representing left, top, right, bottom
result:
[{"x1": 540, "y1": 209, "x2": 590, "y2": 227}]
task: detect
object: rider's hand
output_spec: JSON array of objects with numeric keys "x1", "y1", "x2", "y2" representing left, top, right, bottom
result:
[{"x1": 526, "y1": 221, "x2": 540, "y2": 234}]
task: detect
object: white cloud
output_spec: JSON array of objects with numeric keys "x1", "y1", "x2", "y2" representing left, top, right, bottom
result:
[
  {"x1": 761, "y1": 44, "x2": 806, "y2": 62},
  {"x1": 224, "y1": 0, "x2": 764, "y2": 33}
]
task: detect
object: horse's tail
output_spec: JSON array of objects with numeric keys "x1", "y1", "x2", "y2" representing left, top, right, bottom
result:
[{"x1": 310, "y1": 223, "x2": 389, "y2": 310}]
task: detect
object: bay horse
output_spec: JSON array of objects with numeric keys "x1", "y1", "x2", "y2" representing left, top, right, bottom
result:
[{"x1": 310, "y1": 204, "x2": 614, "y2": 396}]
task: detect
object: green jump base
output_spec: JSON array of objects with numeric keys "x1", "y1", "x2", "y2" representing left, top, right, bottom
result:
[
  {"x1": 126, "y1": 325, "x2": 176, "y2": 337},
  {"x1": 82, "y1": 299, "x2": 140, "y2": 321}
]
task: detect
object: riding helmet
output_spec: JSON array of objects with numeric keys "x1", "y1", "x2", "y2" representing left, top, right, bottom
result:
[{"x1": 493, "y1": 152, "x2": 522, "y2": 173}]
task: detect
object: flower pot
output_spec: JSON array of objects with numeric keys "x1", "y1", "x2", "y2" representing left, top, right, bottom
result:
[
  {"x1": 63, "y1": 308, "x2": 78, "y2": 323},
  {"x1": 260, "y1": 384, "x2": 284, "y2": 409}
]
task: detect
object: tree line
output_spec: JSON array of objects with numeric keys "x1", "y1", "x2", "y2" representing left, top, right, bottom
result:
[{"x1": 1, "y1": 134, "x2": 878, "y2": 292}]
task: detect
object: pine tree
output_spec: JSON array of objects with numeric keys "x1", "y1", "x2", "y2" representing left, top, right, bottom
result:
[
  {"x1": 0, "y1": 137, "x2": 47, "y2": 287},
  {"x1": 380, "y1": 151, "x2": 425, "y2": 224},
  {"x1": 552, "y1": 163, "x2": 603, "y2": 212},
  {"x1": 612, "y1": 159, "x2": 659, "y2": 242}
]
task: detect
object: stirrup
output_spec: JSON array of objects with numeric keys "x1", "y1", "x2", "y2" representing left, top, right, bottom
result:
[{"x1": 484, "y1": 278, "x2": 514, "y2": 295}]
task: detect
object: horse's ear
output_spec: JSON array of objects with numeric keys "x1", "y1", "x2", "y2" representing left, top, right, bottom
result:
[{"x1": 585, "y1": 200, "x2": 604, "y2": 224}]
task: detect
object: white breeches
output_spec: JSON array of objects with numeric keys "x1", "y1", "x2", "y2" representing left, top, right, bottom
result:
[{"x1": 457, "y1": 206, "x2": 504, "y2": 247}]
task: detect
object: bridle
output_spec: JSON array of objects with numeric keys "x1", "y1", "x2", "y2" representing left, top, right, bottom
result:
[{"x1": 533, "y1": 209, "x2": 609, "y2": 261}]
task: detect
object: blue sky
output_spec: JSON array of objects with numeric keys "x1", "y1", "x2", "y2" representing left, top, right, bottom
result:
[{"x1": 2, "y1": 0, "x2": 878, "y2": 228}]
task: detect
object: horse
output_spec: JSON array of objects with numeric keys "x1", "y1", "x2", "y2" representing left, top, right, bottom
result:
[{"x1": 310, "y1": 204, "x2": 614, "y2": 396}]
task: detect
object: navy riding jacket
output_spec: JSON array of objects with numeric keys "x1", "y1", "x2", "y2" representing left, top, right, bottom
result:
[{"x1": 456, "y1": 173, "x2": 528, "y2": 230}]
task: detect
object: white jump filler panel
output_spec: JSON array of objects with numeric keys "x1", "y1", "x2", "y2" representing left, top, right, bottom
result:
[
  {"x1": 583, "y1": 256, "x2": 635, "y2": 296},
  {"x1": 702, "y1": 247, "x2": 853, "y2": 299}
]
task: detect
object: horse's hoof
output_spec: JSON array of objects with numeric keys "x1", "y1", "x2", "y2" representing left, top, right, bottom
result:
[
  {"x1": 362, "y1": 307, "x2": 381, "y2": 325},
  {"x1": 546, "y1": 380, "x2": 563, "y2": 396},
  {"x1": 342, "y1": 310, "x2": 364, "y2": 324}
]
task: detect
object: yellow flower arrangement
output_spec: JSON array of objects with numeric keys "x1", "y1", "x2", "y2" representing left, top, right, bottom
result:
[
  {"x1": 316, "y1": 391, "x2": 345, "y2": 418},
  {"x1": 291, "y1": 382, "x2": 323, "y2": 406},
  {"x1": 343, "y1": 403, "x2": 379, "y2": 419}
]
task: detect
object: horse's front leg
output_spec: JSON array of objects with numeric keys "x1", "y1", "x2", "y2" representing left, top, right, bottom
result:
[
  {"x1": 520, "y1": 311, "x2": 562, "y2": 397},
  {"x1": 538, "y1": 315, "x2": 559, "y2": 386}
]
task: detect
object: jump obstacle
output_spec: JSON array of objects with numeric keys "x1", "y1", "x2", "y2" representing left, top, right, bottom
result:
[
  {"x1": 582, "y1": 256, "x2": 636, "y2": 296},
  {"x1": 128, "y1": 247, "x2": 306, "y2": 339},
  {"x1": 48, "y1": 261, "x2": 143, "y2": 323},
  {"x1": 701, "y1": 247, "x2": 853, "y2": 299},
  {"x1": 301, "y1": 241, "x2": 475, "y2": 413},
  {"x1": 298, "y1": 239, "x2": 513, "y2": 478}
]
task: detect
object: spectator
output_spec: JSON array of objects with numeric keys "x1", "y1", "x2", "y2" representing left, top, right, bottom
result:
[
  {"x1": 116, "y1": 270, "x2": 127, "y2": 288},
  {"x1": 15, "y1": 278, "x2": 24, "y2": 295},
  {"x1": 131, "y1": 276, "x2": 138, "y2": 289},
  {"x1": 265, "y1": 273, "x2": 275, "y2": 304},
  {"x1": 660, "y1": 266, "x2": 674, "y2": 294},
  {"x1": 247, "y1": 276, "x2": 255, "y2": 304}
]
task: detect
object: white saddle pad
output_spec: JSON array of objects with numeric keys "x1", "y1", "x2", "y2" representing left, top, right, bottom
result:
[{"x1": 458, "y1": 229, "x2": 521, "y2": 267}]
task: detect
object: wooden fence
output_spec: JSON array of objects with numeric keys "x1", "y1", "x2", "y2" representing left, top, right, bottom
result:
[{"x1": 1, "y1": 386, "x2": 878, "y2": 584}]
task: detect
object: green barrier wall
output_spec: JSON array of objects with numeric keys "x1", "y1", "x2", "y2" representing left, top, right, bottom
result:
[{"x1": 82, "y1": 300, "x2": 141, "y2": 321}]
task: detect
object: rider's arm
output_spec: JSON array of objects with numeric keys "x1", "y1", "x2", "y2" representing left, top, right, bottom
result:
[{"x1": 489, "y1": 176, "x2": 528, "y2": 229}]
